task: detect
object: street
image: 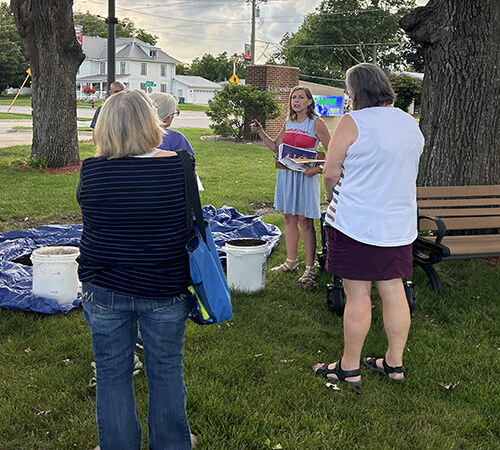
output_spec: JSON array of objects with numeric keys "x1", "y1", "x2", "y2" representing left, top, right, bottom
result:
[{"x1": 0, "y1": 105, "x2": 211, "y2": 148}]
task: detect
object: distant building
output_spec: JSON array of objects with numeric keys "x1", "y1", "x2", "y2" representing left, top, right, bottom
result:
[
  {"x1": 76, "y1": 36, "x2": 220, "y2": 104},
  {"x1": 172, "y1": 75, "x2": 222, "y2": 104}
]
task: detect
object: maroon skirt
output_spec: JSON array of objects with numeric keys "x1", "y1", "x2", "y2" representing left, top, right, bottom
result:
[{"x1": 325, "y1": 227, "x2": 413, "y2": 281}]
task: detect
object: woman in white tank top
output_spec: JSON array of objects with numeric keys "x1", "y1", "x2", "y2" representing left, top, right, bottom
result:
[{"x1": 313, "y1": 63, "x2": 424, "y2": 387}]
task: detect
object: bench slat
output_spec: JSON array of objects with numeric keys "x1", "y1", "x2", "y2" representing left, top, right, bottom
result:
[
  {"x1": 420, "y1": 216, "x2": 500, "y2": 231},
  {"x1": 441, "y1": 235, "x2": 500, "y2": 258},
  {"x1": 418, "y1": 207, "x2": 500, "y2": 217},
  {"x1": 417, "y1": 185, "x2": 500, "y2": 198},
  {"x1": 418, "y1": 198, "x2": 500, "y2": 207}
]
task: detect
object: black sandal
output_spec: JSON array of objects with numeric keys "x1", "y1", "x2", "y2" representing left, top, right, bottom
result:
[
  {"x1": 363, "y1": 357, "x2": 406, "y2": 382},
  {"x1": 313, "y1": 359, "x2": 362, "y2": 387}
]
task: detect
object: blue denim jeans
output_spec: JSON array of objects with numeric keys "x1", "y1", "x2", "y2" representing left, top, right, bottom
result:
[{"x1": 82, "y1": 282, "x2": 192, "y2": 450}]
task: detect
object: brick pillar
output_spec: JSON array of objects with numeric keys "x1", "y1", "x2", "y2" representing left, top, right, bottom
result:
[{"x1": 245, "y1": 65, "x2": 300, "y2": 140}]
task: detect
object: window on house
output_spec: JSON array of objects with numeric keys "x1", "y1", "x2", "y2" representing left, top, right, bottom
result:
[
  {"x1": 161, "y1": 65, "x2": 166, "y2": 77},
  {"x1": 150, "y1": 50, "x2": 157, "y2": 58},
  {"x1": 141, "y1": 63, "x2": 147, "y2": 76},
  {"x1": 120, "y1": 62, "x2": 126, "y2": 74},
  {"x1": 140, "y1": 83, "x2": 147, "y2": 92},
  {"x1": 100, "y1": 62, "x2": 106, "y2": 74},
  {"x1": 161, "y1": 84, "x2": 167, "y2": 93},
  {"x1": 177, "y1": 89, "x2": 183, "y2": 98}
]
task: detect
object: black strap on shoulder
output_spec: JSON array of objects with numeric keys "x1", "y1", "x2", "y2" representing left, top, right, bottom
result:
[{"x1": 176, "y1": 150, "x2": 207, "y2": 244}]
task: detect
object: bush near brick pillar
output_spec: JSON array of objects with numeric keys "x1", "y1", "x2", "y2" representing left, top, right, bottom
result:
[{"x1": 246, "y1": 65, "x2": 300, "y2": 140}]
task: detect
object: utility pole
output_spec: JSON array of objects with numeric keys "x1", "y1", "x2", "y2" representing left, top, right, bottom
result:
[
  {"x1": 250, "y1": 0, "x2": 256, "y2": 64},
  {"x1": 247, "y1": 0, "x2": 266, "y2": 65},
  {"x1": 106, "y1": 0, "x2": 118, "y2": 93}
]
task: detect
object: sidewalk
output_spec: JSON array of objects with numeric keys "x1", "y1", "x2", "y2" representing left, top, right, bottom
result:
[{"x1": 0, "y1": 105, "x2": 210, "y2": 148}]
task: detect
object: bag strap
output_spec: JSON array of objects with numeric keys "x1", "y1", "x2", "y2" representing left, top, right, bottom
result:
[{"x1": 176, "y1": 150, "x2": 207, "y2": 244}]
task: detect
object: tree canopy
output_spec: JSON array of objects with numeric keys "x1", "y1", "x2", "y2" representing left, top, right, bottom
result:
[
  {"x1": 269, "y1": 0, "x2": 417, "y2": 85},
  {"x1": 180, "y1": 52, "x2": 246, "y2": 82},
  {"x1": 0, "y1": 2, "x2": 29, "y2": 91},
  {"x1": 73, "y1": 11, "x2": 158, "y2": 45}
]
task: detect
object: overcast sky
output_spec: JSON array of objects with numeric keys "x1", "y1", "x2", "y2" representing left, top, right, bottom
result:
[{"x1": 73, "y1": 0, "x2": 429, "y2": 64}]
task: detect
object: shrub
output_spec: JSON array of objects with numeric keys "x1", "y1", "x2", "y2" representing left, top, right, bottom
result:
[
  {"x1": 390, "y1": 74, "x2": 422, "y2": 112},
  {"x1": 206, "y1": 84, "x2": 282, "y2": 140}
]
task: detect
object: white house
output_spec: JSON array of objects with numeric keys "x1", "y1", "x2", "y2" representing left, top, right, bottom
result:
[
  {"x1": 172, "y1": 75, "x2": 222, "y2": 104},
  {"x1": 76, "y1": 36, "x2": 220, "y2": 104}
]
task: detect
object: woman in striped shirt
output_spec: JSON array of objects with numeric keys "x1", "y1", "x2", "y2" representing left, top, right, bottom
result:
[{"x1": 78, "y1": 90, "x2": 196, "y2": 449}]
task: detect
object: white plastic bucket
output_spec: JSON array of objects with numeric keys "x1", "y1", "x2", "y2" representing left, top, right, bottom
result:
[
  {"x1": 225, "y1": 238, "x2": 268, "y2": 293},
  {"x1": 30, "y1": 246, "x2": 80, "y2": 305}
]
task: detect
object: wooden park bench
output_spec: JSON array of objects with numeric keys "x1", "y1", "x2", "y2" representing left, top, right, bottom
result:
[{"x1": 413, "y1": 185, "x2": 500, "y2": 293}]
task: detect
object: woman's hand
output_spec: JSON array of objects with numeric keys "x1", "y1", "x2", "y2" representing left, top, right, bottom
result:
[
  {"x1": 303, "y1": 165, "x2": 322, "y2": 178},
  {"x1": 250, "y1": 119, "x2": 263, "y2": 134}
]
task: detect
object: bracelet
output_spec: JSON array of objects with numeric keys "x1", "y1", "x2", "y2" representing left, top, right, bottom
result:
[{"x1": 318, "y1": 164, "x2": 324, "y2": 172}]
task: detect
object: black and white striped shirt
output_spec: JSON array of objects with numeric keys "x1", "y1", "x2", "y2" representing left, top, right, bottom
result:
[{"x1": 77, "y1": 155, "x2": 193, "y2": 298}]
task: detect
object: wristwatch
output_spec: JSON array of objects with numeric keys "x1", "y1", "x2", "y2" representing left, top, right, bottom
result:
[{"x1": 318, "y1": 164, "x2": 324, "y2": 172}]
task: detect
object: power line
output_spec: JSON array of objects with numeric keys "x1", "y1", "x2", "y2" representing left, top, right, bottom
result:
[{"x1": 299, "y1": 73, "x2": 345, "y2": 82}]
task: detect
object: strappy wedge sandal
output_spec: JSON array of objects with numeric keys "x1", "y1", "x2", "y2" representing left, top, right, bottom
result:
[
  {"x1": 298, "y1": 265, "x2": 317, "y2": 288},
  {"x1": 313, "y1": 359, "x2": 362, "y2": 387},
  {"x1": 270, "y1": 258, "x2": 298, "y2": 272},
  {"x1": 363, "y1": 357, "x2": 406, "y2": 382}
]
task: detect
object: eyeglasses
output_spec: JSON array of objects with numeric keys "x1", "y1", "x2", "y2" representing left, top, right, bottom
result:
[{"x1": 172, "y1": 110, "x2": 180, "y2": 117}]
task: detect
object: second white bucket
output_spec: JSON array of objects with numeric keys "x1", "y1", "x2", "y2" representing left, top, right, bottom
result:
[
  {"x1": 225, "y1": 238, "x2": 268, "y2": 293},
  {"x1": 31, "y1": 246, "x2": 80, "y2": 305}
]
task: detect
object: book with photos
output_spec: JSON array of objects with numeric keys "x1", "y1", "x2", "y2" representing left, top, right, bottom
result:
[{"x1": 277, "y1": 144, "x2": 322, "y2": 172}]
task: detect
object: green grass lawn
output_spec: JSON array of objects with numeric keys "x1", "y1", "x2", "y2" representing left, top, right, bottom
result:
[
  {"x1": 0, "y1": 112, "x2": 33, "y2": 120},
  {"x1": 0, "y1": 131, "x2": 499, "y2": 449}
]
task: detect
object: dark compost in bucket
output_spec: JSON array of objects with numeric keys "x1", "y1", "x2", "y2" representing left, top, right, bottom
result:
[{"x1": 226, "y1": 238, "x2": 267, "y2": 247}]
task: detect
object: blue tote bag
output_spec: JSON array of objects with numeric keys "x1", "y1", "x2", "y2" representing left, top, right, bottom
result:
[{"x1": 177, "y1": 150, "x2": 233, "y2": 325}]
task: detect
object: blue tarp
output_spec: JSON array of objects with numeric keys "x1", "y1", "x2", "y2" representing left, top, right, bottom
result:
[{"x1": 0, "y1": 206, "x2": 281, "y2": 314}]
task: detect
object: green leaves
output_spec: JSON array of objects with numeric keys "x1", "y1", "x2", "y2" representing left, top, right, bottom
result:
[{"x1": 206, "y1": 84, "x2": 282, "y2": 140}]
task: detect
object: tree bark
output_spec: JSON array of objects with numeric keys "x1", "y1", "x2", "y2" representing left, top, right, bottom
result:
[
  {"x1": 401, "y1": 0, "x2": 500, "y2": 186},
  {"x1": 11, "y1": 0, "x2": 84, "y2": 167}
]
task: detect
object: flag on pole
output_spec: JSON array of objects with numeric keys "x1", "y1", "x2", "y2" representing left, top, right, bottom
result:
[
  {"x1": 244, "y1": 44, "x2": 252, "y2": 62},
  {"x1": 75, "y1": 25, "x2": 83, "y2": 46}
]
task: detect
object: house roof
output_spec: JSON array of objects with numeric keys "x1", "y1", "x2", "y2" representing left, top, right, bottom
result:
[
  {"x1": 399, "y1": 71, "x2": 424, "y2": 80},
  {"x1": 76, "y1": 74, "x2": 128, "y2": 83},
  {"x1": 173, "y1": 75, "x2": 221, "y2": 89},
  {"x1": 82, "y1": 36, "x2": 180, "y2": 64}
]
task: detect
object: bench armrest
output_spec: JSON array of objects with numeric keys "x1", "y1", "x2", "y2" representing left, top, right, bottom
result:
[
  {"x1": 418, "y1": 214, "x2": 447, "y2": 245},
  {"x1": 413, "y1": 215, "x2": 450, "y2": 265}
]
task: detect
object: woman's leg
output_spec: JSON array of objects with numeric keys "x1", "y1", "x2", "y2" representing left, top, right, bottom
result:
[
  {"x1": 298, "y1": 216, "x2": 316, "y2": 267},
  {"x1": 139, "y1": 294, "x2": 192, "y2": 450},
  {"x1": 374, "y1": 278, "x2": 410, "y2": 380},
  {"x1": 82, "y1": 282, "x2": 141, "y2": 450},
  {"x1": 314, "y1": 279, "x2": 371, "y2": 383},
  {"x1": 341, "y1": 279, "x2": 372, "y2": 374},
  {"x1": 283, "y1": 213, "x2": 300, "y2": 261}
]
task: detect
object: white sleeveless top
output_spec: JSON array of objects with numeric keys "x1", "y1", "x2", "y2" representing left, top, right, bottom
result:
[{"x1": 325, "y1": 106, "x2": 424, "y2": 246}]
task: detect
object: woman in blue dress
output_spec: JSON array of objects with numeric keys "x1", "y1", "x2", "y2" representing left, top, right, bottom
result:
[{"x1": 251, "y1": 86, "x2": 330, "y2": 287}]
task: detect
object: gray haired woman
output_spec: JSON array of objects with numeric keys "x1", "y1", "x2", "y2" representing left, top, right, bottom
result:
[{"x1": 314, "y1": 63, "x2": 424, "y2": 386}]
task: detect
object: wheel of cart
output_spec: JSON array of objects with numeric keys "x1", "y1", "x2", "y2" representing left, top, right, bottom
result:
[
  {"x1": 326, "y1": 276, "x2": 345, "y2": 315},
  {"x1": 326, "y1": 277, "x2": 415, "y2": 316},
  {"x1": 316, "y1": 211, "x2": 328, "y2": 270}
]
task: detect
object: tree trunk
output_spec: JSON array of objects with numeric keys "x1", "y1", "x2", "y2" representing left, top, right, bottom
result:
[
  {"x1": 11, "y1": 0, "x2": 85, "y2": 168},
  {"x1": 401, "y1": 0, "x2": 500, "y2": 186}
]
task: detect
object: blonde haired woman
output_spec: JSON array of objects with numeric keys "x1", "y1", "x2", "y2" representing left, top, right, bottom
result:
[{"x1": 79, "y1": 90, "x2": 196, "y2": 449}]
